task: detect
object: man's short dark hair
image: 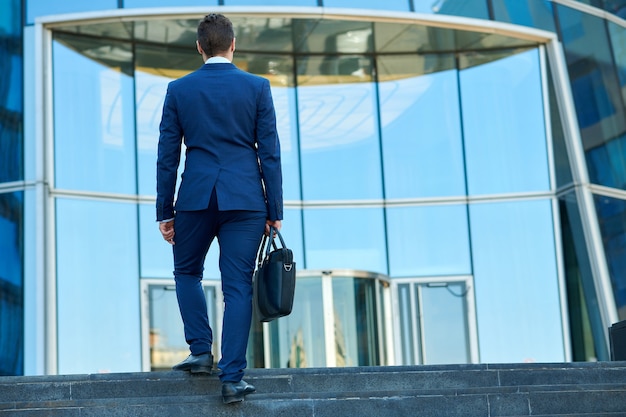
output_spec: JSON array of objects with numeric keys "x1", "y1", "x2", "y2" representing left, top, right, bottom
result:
[{"x1": 197, "y1": 13, "x2": 234, "y2": 57}]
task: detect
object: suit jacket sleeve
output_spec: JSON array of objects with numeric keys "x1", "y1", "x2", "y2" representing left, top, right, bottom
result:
[
  {"x1": 256, "y1": 79, "x2": 283, "y2": 221},
  {"x1": 156, "y1": 83, "x2": 183, "y2": 221}
]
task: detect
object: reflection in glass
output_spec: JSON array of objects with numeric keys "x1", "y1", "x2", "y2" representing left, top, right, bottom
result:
[
  {"x1": 56, "y1": 198, "x2": 141, "y2": 374},
  {"x1": 421, "y1": 283, "x2": 470, "y2": 364},
  {"x1": 558, "y1": 5, "x2": 626, "y2": 157},
  {"x1": 298, "y1": 58, "x2": 382, "y2": 200},
  {"x1": 594, "y1": 194, "x2": 626, "y2": 319},
  {"x1": 0, "y1": 191, "x2": 23, "y2": 375},
  {"x1": 379, "y1": 64, "x2": 465, "y2": 198},
  {"x1": 470, "y1": 199, "x2": 563, "y2": 363},
  {"x1": 492, "y1": 0, "x2": 556, "y2": 31},
  {"x1": 560, "y1": 193, "x2": 606, "y2": 361},
  {"x1": 332, "y1": 277, "x2": 380, "y2": 366},
  {"x1": 53, "y1": 35, "x2": 137, "y2": 194},
  {"x1": 398, "y1": 283, "x2": 418, "y2": 364},
  {"x1": 608, "y1": 21, "x2": 626, "y2": 109},
  {"x1": 148, "y1": 283, "x2": 219, "y2": 370},
  {"x1": 421, "y1": 0, "x2": 490, "y2": 19},
  {"x1": 587, "y1": 135, "x2": 626, "y2": 190},
  {"x1": 387, "y1": 205, "x2": 471, "y2": 277},
  {"x1": 267, "y1": 277, "x2": 326, "y2": 367},
  {"x1": 293, "y1": 20, "x2": 372, "y2": 54},
  {"x1": 461, "y1": 48, "x2": 550, "y2": 195},
  {"x1": 547, "y1": 60, "x2": 574, "y2": 188},
  {"x1": 303, "y1": 208, "x2": 387, "y2": 273},
  {"x1": 0, "y1": 0, "x2": 23, "y2": 184}
]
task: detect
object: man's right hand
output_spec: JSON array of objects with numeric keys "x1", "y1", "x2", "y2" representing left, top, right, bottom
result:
[{"x1": 265, "y1": 220, "x2": 282, "y2": 236}]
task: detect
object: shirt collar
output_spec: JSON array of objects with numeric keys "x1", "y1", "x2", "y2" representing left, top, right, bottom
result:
[{"x1": 205, "y1": 56, "x2": 231, "y2": 64}]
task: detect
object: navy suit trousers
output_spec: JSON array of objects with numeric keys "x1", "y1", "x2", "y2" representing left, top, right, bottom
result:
[{"x1": 172, "y1": 189, "x2": 265, "y2": 382}]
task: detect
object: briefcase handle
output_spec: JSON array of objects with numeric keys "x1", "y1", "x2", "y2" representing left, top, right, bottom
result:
[{"x1": 256, "y1": 226, "x2": 289, "y2": 265}]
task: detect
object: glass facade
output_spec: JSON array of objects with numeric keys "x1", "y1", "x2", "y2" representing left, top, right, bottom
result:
[
  {"x1": 2, "y1": 0, "x2": 624, "y2": 375},
  {"x1": 0, "y1": 0, "x2": 23, "y2": 376}
]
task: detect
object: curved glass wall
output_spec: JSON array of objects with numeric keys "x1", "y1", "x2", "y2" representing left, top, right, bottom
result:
[{"x1": 45, "y1": 13, "x2": 570, "y2": 372}]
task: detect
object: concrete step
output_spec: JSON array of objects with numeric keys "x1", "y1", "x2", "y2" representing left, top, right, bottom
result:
[{"x1": 1, "y1": 362, "x2": 626, "y2": 416}]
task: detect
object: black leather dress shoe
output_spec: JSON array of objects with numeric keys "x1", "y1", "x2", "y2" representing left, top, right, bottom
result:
[
  {"x1": 172, "y1": 353, "x2": 213, "y2": 374},
  {"x1": 222, "y1": 380, "x2": 256, "y2": 404}
]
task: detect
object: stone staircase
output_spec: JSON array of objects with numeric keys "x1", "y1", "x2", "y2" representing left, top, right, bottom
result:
[{"x1": 2, "y1": 362, "x2": 626, "y2": 416}]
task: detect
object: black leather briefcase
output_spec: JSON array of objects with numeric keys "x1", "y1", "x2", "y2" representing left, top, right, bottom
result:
[{"x1": 253, "y1": 228, "x2": 296, "y2": 322}]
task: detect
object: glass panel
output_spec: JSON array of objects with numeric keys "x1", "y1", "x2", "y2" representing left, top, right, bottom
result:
[
  {"x1": 547, "y1": 59, "x2": 574, "y2": 188},
  {"x1": 298, "y1": 57, "x2": 382, "y2": 200},
  {"x1": 587, "y1": 135, "x2": 626, "y2": 190},
  {"x1": 332, "y1": 277, "x2": 380, "y2": 366},
  {"x1": 56, "y1": 198, "x2": 141, "y2": 374},
  {"x1": 293, "y1": 19, "x2": 372, "y2": 54},
  {"x1": 378, "y1": 63, "x2": 465, "y2": 198},
  {"x1": 414, "y1": 0, "x2": 490, "y2": 18},
  {"x1": 303, "y1": 208, "x2": 387, "y2": 273},
  {"x1": 27, "y1": 0, "x2": 117, "y2": 24},
  {"x1": 560, "y1": 192, "x2": 607, "y2": 361},
  {"x1": 53, "y1": 34, "x2": 137, "y2": 194},
  {"x1": 324, "y1": 0, "x2": 410, "y2": 11},
  {"x1": 0, "y1": 191, "x2": 23, "y2": 375},
  {"x1": 374, "y1": 21, "x2": 534, "y2": 55},
  {"x1": 470, "y1": 199, "x2": 564, "y2": 363},
  {"x1": 0, "y1": 0, "x2": 22, "y2": 184},
  {"x1": 267, "y1": 277, "x2": 326, "y2": 367},
  {"x1": 594, "y1": 194, "x2": 626, "y2": 319},
  {"x1": 420, "y1": 283, "x2": 470, "y2": 364},
  {"x1": 460, "y1": 48, "x2": 550, "y2": 195},
  {"x1": 398, "y1": 283, "x2": 416, "y2": 364},
  {"x1": 148, "y1": 283, "x2": 220, "y2": 370},
  {"x1": 226, "y1": 0, "x2": 316, "y2": 5},
  {"x1": 558, "y1": 5, "x2": 626, "y2": 166},
  {"x1": 492, "y1": 0, "x2": 556, "y2": 31},
  {"x1": 387, "y1": 205, "x2": 471, "y2": 277},
  {"x1": 608, "y1": 21, "x2": 626, "y2": 124},
  {"x1": 126, "y1": 0, "x2": 218, "y2": 7}
]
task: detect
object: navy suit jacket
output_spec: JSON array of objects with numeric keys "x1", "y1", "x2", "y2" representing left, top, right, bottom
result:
[{"x1": 156, "y1": 62, "x2": 283, "y2": 222}]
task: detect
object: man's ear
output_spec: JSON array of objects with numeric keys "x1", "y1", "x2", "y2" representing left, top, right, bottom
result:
[
  {"x1": 196, "y1": 40, "x2": 204, "y2": 55},
  {"x1": 231, "y1": 38, "x2": 236, "y2": 53}
]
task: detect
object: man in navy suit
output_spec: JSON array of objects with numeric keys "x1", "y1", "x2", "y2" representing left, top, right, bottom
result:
[{"x1": 156, "y1": 13, "x2": 283, "y2": 404}]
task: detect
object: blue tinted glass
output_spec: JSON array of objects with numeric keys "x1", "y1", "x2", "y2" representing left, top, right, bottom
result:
[
  {"x1": 272, "y1": 87, "x2": 301, "y2": 200},
  {"x1": 594, "y1": 194, "x2": 626, "y2": 317},
  {"x1": 0, "y1": 191, "x2": 23, "y2": 375},
  {"x1": 298, "y1": 76, "x2": 383, "y2": 200},
  {"x1": 460, "y1": 49, "x2": 550, "y2": 195},
  {"x1": 323, "y1": 0, "x2": 410, "y2": 11},
  {"x1": 587, "y1": 135, "x2": 626, "y2": 190},
  {"x1": 53, "y1": 37, "x2": 137, "y2": 194},
  {"x1": 125, "y1": 0, "x2": 217, "y2": 6},
  {"x1": 558, "y1": 5, "x2": 626, "y2": 152},
  {"x1": 56, "y1": 198, "x2": 141, "y2": 374},
  {"x1": 379, "y1": 68, "x2": 465, "y2": 198},
  {"x1": 470, "y1": 199, "x2": 564, "y2": 362},
  {"x1": 414, "y1": 0, "x2": 489, "y2": 18},
  {"x1": 492, "y1": 0, "x2": 555, "y2": 31},
  {"x1": 27, "y1": 0, "x2": 117, "y2": 24},
  {"x1": 303, "y1": 208, "x2": 387, "y2": 273},
  {"x1": 135, "y1": 65, "x2": 169, "y2": 197},
  {"x1": 225, "y1": 0, "x2": 315, "y2": 4},
  {"x1": 0, "y1": 0, "x2": 23, "y2": 183},
  {"x1": 387, "y1": 205, "x2": 471, "y2": 277},
  {"x1": 609, "y1": 21, "x2": 626, "y2": 112}
]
